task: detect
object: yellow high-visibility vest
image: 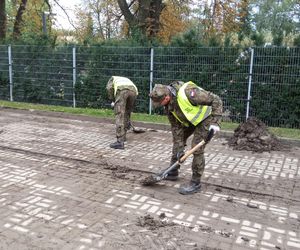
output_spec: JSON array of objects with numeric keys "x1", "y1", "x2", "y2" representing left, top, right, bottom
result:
[
  {"x1": 172, "y1": 81, "x2": 211, "y2": 126},
  {"x1": 112, "y1": 76, "x2": 138, "y2": 96}
]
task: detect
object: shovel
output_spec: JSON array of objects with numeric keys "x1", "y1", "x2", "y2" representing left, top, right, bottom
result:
[
  {"x1": 129, "y1": 122, "x2": 146, "y2": 134},
  {"x1": 141, "y1": 129, "x2": 215, "y2": 186}
]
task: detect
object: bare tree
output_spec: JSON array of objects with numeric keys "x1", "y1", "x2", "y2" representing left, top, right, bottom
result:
[{"x1": 0, "y1": 0, "x2": 6, "y2": 40}]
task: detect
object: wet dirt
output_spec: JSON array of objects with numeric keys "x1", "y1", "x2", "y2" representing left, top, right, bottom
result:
[
  {"x1": 136, "y1": 214, "x2": 176, "y2": 230},
  {"x1": 103, "y1": 162, "x2": 151, "y2": 181},
  {"x1": 140, "y1": 174, "x2": 159, "y2": 186},
  {"x1": 228, "y1": 117, "x2": 283, "y2": 152}
]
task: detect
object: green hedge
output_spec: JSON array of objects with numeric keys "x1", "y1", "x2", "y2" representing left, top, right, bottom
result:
[{"x1": 0, "y1": 44, "x2": 299, "y2": 128}]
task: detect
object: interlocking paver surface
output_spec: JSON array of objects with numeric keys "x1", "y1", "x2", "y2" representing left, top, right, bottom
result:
[{"x1": 0, "y1": 108, "x2": 299, "y2": 250}]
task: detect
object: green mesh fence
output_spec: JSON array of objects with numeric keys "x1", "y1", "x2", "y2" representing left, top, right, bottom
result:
[{"x1": 0, "y1": 45, "x2": 299, "y2": 128}]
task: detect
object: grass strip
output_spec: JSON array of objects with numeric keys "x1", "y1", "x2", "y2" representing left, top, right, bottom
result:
[{"x1": 0, "y1": 100, "x2": 299, "y2": 140}]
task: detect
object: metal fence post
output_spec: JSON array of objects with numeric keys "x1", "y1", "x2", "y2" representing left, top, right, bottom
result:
[
  {"x1": 149, "y1": 47, "x2": 154, "y2": 115},
  {"x1": 246, "y1": 48, "x2": 254, "y2": 120},
  {"x1": 72, "y1": 46, "x2": 76, "y2": 108},
  {"x1": 8, "y1": 45, "x2": 13, "y2": 101}
]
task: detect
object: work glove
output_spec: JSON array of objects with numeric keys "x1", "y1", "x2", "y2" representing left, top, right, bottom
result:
[
  {"x1": 209, "y1": 124, "x2": 220, "y2": 134},
  {"x1": 176, "y1": 151, "x2": 185, "y2": 162},
  {"x1": 111, "y1": 102, "x2": 115, "y2": 108}
]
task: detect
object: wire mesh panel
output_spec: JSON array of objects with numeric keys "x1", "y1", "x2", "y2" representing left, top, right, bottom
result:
[
  {"x1": 152, "y1": 47, "x2": 250, "y2": 123},
  {"x1": 0, "y1": 45, "x2": 9, "y2": 100},
  {"x1": 11, "y1": 45, "x2": 74, "y2": 106},
  {"x1": 0, "y1": 45, "x2": 299, "y2": 128},
  {"x1": 250, "y1": 47, "x2": 300, "y2": 128},
  {"x1": 75, "y1": 46, "x2": 151, "y2": 112}
]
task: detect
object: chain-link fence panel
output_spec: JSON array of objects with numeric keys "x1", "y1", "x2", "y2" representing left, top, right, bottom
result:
[
  {"x1": 11, "y1": 45, "x2": 74, "y2": 106},
  {"x1": 152, "y1": 47, "x2": 251, "y2": 123},
  {"x1": 75, "y1": 46, "x2": 151, "y2": 112},
  {"x1": 0, "y1": 45, "x2": 299, "y2": 128},
  {"x1": 250, "y1": 47, "x2": 300, "y2": 128},
  {"x1": 0, "y1": 45, "x2": 9, "y2": 101}
]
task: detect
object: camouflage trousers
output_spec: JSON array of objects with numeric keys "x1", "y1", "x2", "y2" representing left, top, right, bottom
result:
[
  {"x1": 170, "y1": 116, "x2": 213, "y2": 182},
  {"x1": 114, "y1": 89, "x2": 137, "y2": 141}
]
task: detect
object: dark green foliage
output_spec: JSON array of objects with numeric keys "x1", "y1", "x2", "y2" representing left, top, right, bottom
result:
[
  {"x1": 250, "y1": 47, "x2": 300, "y2": 127},
  {"x1": 170, "y1": 29, "x2": 203, "y2": 48},
  {"x1": 75, "y1": 45, "x2": 151, "y2": 113},
  {"x1": 0, "y1": 46, "x2": 9, "y2": 100},
  {"x1": 273, "y1": 31, "x2": 284, "y2": 46},
  {"x1": 11, "y1": 44, "x2": 73, "y2": 106},
  {"x1": 0, "y1": 43, "x2": 299, "y2": 128},
  {"x1": 294, "y1": 35, "x2": 300, "y2": 47},
  {"x1": 251, "y1": 32, "x2": 265, "y2": 46},
  {"x1": 0, "y1": 73, "x2": 9, "y2": 100},
  {"x1": 151, "y1": 46, "x2": 251, "y2": 121}
]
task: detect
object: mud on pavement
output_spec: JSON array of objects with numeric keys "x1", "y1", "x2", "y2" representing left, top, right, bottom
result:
[
  {"x1": 0, "y1": 108, "x2": 300, "y2": 250},
  {"x1": 228, "y1": 117, "x2": 284, "y2": 152}
]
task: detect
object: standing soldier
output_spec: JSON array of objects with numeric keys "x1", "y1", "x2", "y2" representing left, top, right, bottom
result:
[
  {"x1": 106, "y1": 76, "x2": 138, "y2": 149},
  {"x1": 149, "y1": 81, "x2": 223, "y2": 195}
]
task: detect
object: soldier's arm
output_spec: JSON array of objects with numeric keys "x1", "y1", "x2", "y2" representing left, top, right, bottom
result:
[
  {"x1": 186, "y1": 87, "x2": 223, "y2": 125},
  {"x1": 168, "y1": 113, "x2": 186, "y2": 162},
  {"x1": 106, "y1": 78, "x2": 115, "y2": 101}
]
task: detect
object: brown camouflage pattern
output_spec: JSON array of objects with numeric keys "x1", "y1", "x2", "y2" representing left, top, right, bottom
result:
[
  {"x1": 106, "y1": 77, "x2": 138, "y2": 142},
  {"x1": 151, "y1": 81, "x2": 223, "y2": 182}
]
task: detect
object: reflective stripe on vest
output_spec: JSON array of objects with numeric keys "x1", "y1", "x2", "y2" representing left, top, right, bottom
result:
[
  {"x1": 113, "y1": 76, "x2": 138, "y2": 96},
  {"x1": 175, "y1": 81, "x2": 212, "y2": 126},
  {"x1": 171, "y1": 111, "x2": 189, "y2": 127}
]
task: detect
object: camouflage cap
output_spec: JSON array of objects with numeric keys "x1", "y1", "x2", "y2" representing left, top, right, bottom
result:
[{"x1": 149, "y1": 84, "x2": 170, "y2": 107}]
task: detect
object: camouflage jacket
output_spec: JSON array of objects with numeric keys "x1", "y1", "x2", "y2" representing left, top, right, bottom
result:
[
  {"x1": 106, "y1": 77, "x2": 138, "y2": 101},
  {"x1": 165, "y1": 81, "x2": 223, "y2": 127}
]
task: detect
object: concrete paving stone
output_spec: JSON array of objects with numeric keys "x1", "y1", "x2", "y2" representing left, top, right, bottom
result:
[
  {"x1": 0, "y1": 109, "x2": 299, "y2": 249},
  {"x1": 218, "y1": 241, "x2": 234, "y2": 250},
  {"x1": 0, "y1": 234, "x2": 14, "y2": 249},
  {"x1": 205, "y1": 238, "x2": 223, "y2": 249},
  {"x1": 231, "y1": 245, "x2": 254, "y2": 250}
]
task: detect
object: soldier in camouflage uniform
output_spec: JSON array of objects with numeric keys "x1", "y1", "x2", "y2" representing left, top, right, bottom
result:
[
  {"x1": 106, "y1": 76, "x2": 138, "y2": 149},
  {"x1": 149, "y1": 81, "x2": 223, "y2": 194}
]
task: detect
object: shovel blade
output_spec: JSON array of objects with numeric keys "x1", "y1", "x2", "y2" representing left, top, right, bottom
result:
[
  {"x1": 140, "y1": 161, "x2": 180, "y2": 186},
  {"x1": 140, "y1": 174, "x2": 162, "y2": 186},
  {"x1": 132, "y1": 128, "x2": 146, "y2": 133},
  {"x1": 130, "y1": 122, "x2": 146, "y2": 133}
]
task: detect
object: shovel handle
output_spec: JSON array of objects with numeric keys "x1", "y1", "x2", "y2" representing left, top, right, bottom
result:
[
  {"x1": 156, "y1": 129, "x2": 215, "y2": 181},
  {"x1": 179, "y1": 140, "x2": 206, "y2": 162},
  {"x1": 179, "y1": 129, "x2": 215, "y2": 163}
]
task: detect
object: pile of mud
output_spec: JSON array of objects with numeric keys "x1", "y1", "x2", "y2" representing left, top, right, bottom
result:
[
  {"x1": 136, "y1": 214, "x2": 175, "y2": 230},
  {"x1": 228, "y1": 117, "x2": 282, "y2": 152},
  {"x1": 104, "y1": 163, "x2": 131, "y2": 179}
]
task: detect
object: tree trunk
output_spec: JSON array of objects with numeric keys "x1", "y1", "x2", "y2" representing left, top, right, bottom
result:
[
  {"x1": 147, "y1": 0, "x2": 164, "y2": 38},
  {"x1": 0, "y1": 0, "x2": 6, "y2": 40},
  {"x1": 13, "y1": 0, "x2": 28, "y2": 39},
  {"x1": 117, "y1": 0, "x2": 164, "y2": 38},
  {"x1": 117, "y1": 0, "x2": 137, "y2": 28}
]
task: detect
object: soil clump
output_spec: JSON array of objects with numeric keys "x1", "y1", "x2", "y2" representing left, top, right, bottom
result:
[
  {"x1": 228, "y1": 117, "x2": 282, "y2": 152},
  {"x1": 136, "y1": 214, "x2": 175, "y2": 230},
  {"x1": 140, "y1": 174, "x2": 158, "y2": 186}
]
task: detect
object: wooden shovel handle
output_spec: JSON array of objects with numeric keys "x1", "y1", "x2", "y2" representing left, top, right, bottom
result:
[
  {"x1": 179, "y1": 140, "x2": 206, "y2": 163},
  {"x1": 178, "y1": 129, "x2": 215, "y2": 163}
]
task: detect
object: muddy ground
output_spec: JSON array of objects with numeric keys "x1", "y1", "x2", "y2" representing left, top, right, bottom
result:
[
  {"x1": 0, "y1": 108, "x2": 299, "y2": 250},
  {"x1": 228, "y1": 117, "x2": 283, "y2": 153}
]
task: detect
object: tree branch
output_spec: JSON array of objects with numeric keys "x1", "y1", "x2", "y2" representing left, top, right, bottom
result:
[
  {"x1": 117, "y1": 0, "x2": 137, "y2": 26},
  {"x1": 52, "y1": 0, "x2": 77, "y2": 30}
]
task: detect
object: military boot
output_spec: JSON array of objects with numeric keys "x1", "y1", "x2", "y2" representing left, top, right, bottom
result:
[
  {"x1": 109, "y1": 140, "x2": 124, "y2": 150},
  {"x1": 178, "y1": 181, "x2": 201, "y2": 195},
  {"x1": 165, "y1": 169, "x2": 179, "y2": 181}
]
